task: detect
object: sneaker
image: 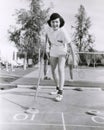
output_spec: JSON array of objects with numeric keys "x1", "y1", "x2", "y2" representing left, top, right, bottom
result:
[
  {"x1": 50, "y1": 90, "x2": 58, "y2": 95},
  {"x1": 46, "y1": 77, "x2": 51, "y2": 80},
  {"x1": 44, "y1": 76, "x2": 51, "y2": 80},
  {"x1": 70, "y1": 79, "x2": 74, "y2": 82},
  {"x1": 55, "y1": 94, "x2": 63, "y2": 102}
]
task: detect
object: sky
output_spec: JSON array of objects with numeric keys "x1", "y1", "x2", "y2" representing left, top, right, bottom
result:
[{"x1": 0, "y1": 0, "x2": 104, "y2": 61}]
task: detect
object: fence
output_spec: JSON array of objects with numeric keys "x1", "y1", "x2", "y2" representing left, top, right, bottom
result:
[{"x1": 76, "y1": 51, "x2": 104, "y2": 68}]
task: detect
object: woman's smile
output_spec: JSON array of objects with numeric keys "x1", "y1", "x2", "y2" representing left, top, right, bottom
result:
[{"x1": 51, "y1": 18, "x2": 60, "y2": 30}]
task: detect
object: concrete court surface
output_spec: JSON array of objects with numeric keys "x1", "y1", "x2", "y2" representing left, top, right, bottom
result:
[
  {"x1": 10, "y1": 66, "x2": 104, "y2": 89},
  {"x1": 1, "y1": 66, "x2": 104, "y2": 130},
  {"x1": 0, "y1": 86, "x2": 104, "y2": 130}
]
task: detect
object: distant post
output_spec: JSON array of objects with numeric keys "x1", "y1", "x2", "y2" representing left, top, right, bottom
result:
[{"x1": 23, "y1": 52, "x2": 27, "y2": 70}]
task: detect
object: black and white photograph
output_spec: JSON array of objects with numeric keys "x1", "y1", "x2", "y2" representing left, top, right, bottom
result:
[{"x1": 0, "y1": 0, "x2": 104, "y2": 130}]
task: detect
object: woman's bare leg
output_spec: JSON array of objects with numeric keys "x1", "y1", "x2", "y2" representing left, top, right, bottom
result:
[
  {"x1": 44, "y1": 59, "x2": 48, "y2": 78},
  {"x1": 58, "y1": 56, "x2": 66, "y2": 91},
  {"x1": 50, "y1": 57, "x2": 59, "y2": 88},
  {"x1": 69, "y1": 64, "x2": 73, "y2": 80}
]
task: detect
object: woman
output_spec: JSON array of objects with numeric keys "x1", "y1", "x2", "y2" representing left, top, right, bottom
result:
[{"x1": 45, "y1": 13, "x2": 76, "y2": 101}]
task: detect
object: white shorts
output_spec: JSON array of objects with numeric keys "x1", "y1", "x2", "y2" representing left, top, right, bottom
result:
[{"x1": 50, "y1": 46, "x2": 67, "y2": 57}]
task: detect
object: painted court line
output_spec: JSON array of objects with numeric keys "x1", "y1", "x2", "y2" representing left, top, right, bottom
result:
[
  {"x1": 40, "y1": 86, "x2": 102, "y2": 91},
  {"x1": 61, "y1": 112, "x2": 66, "y2": 130},
  {"x1": 0, "y1": 122, "x2": 104, "y2": 128},
  {"x1": 65, "y1": 124, "x2": 104, "y2": 128},
  {"x1": 0, "y1": 122, "x2": 62, "y2": 126}
]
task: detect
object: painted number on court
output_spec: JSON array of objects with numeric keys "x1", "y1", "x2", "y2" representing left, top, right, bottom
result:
[
  {"x1": 92, "y1": 116, "x2": 104, "y2": 124},
  {"x1": 13, "y1": 113, "x2": 37, "y2": 121}
]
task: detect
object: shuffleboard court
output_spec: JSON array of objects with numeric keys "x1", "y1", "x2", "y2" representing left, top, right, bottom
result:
[{"x1": 0, "y1": 87, "x2": 104, "y2": 130}]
